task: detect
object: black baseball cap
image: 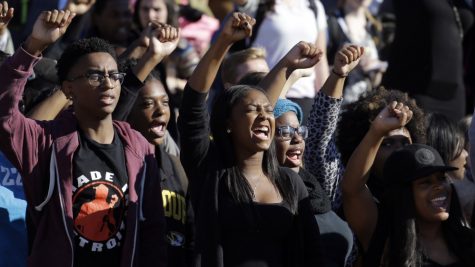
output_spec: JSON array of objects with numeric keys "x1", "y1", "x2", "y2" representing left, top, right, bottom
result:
[{"x1": 384, "y1": 144, "x2": 457, "y2": 184}]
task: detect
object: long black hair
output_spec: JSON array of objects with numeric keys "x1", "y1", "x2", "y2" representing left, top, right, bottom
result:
[
  {"x1": 381, "y1": 183, "x2": 475, "y2": 267},
  {"x1": 426, "y1": 113, "x2": 465, "y2": 164},
  {"x1": 210, "y1": 85, "x2": 297, "y2": 213}
]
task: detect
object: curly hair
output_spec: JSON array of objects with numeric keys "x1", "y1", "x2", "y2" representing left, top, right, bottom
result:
[
  {"x1": 56, "y1": 37, "x2": 117, "y2": 83},
  {"x1": 336, "y1": 87, "x2": 427, "y2": 165}
]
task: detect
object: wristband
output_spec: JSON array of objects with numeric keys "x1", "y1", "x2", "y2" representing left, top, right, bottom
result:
[{"x1": 332, "y1": 68, "x2": 348, "y2": 78}]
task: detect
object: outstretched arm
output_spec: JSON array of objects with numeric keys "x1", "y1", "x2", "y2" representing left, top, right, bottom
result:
[
  {"x1": 178, "y1": 13, "x2": 255, "y2": 203},
  {"x1": 188, "y1": 12, "x2": 255, "y2": 93},
  {"x1": 342, "y1": 102, "x2": 413, "y2": 251},
  {"x1": 27, "y1": 88, "x2": 70, "y2": 120},
  {"x1": 259, "y1": 41, "x2": 323, "y2": 105},
  {"x1": 113, "y1": 23, "x2": 179, "y2": 121},
  {"x1": 304, "y1": 45, "x2": 364, "y2": 206},
  {"x1": 0, "y1": 8, "x2": 74, "y2": 172},
  {"x1": 24, "y1": 10, "x2": 76, "y2": 56},
  {"x1": 132, "y1": 23, "x2": 180, "y2": 82},
  {"x1": 321, "y1": 45, "x2": 364, "y2": 98}
]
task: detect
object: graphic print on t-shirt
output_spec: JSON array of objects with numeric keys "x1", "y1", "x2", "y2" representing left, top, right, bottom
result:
[
  {"x1": 162, "y1": 189, "x2": 186, "y2": 247},
  {"x1": 73, "y1": 129, "x2": 129, "y2": 266},
  {"x1": 73, "y1": 171, "x2": 128, "y2": 251},
  {"x1": 73, "y1": 171, "x2": 127, "y2": 252}
]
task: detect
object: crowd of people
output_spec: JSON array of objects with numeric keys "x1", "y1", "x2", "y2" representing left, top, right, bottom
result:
[{"x1": 0, "y1": 0, "x2": 475, "y2": 266}]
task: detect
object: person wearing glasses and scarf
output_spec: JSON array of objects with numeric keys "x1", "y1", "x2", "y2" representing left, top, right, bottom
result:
[{"x1": 273, "y1": 98, "x2": 353, "y2": 267}]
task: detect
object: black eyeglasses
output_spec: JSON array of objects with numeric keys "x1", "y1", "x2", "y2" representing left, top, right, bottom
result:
[
  {"x1": 276, "y1": 125, "x2": 308, "y2": 140},
  {"x1": 68, "y1": 72, "x2": 126, "y2": 87}
]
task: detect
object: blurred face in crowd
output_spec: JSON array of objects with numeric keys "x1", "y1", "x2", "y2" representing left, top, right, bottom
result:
[
  {"x1": 129, "y1": 79, "x2": 170, "y2": 146},
  {"x1": 372, "y1": 127, "x2": 412, "y2": 180},
  {"x1": 224, "y1": 59, "x2": 269, "y2": 89},
  {"x1": 232, "y1": 59, "x2": 269, "y2": 86},
  {"x1": 274, "y1": 112, "x2": 306, "y2": 169},
  {"x1": 448, "y1": 145, "x2": 468, "y2": 180},
  {"x1": 138, "y1": 0, "x2": 168, "y2": 27},
  {"x1": 412, "y1": 172, "x2": 452, "y2": 223},
  {"x1": 228, "y1": 89, "x2": 275, "y2": 155},
  {"x1": 63, "y1": 52, "x2": 121, "y2": 119},
  {"x1": 93, "y1": 0, "x2": 132, "y2": 45}
]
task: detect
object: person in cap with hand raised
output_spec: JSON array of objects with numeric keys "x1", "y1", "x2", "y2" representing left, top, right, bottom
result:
[{"x1": 342, "y1": 102, "x2": 475, "y2": 266}]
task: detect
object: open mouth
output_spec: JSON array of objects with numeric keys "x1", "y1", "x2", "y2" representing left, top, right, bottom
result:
[
  {"x1": 430, "y1": 195, "x2": 448, "y2": 211},
  {"x1": 150, "y1": 121, "x2": 167, "y2": 138},
  {"x1": 252, "y1": 126, "x2": 270, "y2": 140},
  {"x1": 286, "y1": 148, "x2": 303, "y2": 162}
]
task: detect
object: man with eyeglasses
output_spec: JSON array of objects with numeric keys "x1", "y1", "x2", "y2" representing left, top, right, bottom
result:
[{"x1": 0, "y1": 8, "x2": 178, "y2": 267}]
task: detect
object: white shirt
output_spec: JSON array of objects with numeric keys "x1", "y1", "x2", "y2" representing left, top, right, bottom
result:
[{"x1": 239, "y1": 0, "x2": 328, "y2": 98}]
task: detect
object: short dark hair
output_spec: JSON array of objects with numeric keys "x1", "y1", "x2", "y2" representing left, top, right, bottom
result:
[
  {"x1": 57, "y1": 37, "x2": 117, "y2": 83},
  {"x1": 337, "y1": 87, "x2": 427, "y2": 165}
]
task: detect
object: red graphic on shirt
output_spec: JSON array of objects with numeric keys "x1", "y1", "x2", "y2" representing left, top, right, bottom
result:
[{"x1": 73, "y1": 181, "x2": 125, "y2": 242}]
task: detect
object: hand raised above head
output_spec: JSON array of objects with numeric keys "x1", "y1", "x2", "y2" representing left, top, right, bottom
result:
[
  {"x1": 220, "y1": 12, "x2": 256, "y2": 44},
  {"x1": 148, "y1": 22, "x2": 180, "y2": 59},
  {"x1": 371, "y1": 101, "x2": 413, "y2": 137},
  {"x1": 29, "y1": 10, "x2": 76, "y2": 49},
  {"x1": 333, "y1": 45, "x2": 365, "y2": 77},
  {"x1": 0, "y1": 1, "x2": 14, "y2": 31},
  {"x1": 283, "y1": 41, "x2": 323, "y2": 71}
]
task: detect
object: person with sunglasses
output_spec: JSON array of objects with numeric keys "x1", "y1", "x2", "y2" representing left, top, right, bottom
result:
[
  {"x1": 0, "y1": 9, "x2": 170, "y2": 267},
  {"x1": 273, "y1": 98, "x2": 353, "y2": 267}
]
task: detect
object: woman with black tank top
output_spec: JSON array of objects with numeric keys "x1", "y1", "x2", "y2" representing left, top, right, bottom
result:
[{"x1": 342, "y1": 102, "x2": 475, "y2": 266}]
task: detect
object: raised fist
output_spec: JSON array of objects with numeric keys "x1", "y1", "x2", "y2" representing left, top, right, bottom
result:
[
  {"x1": 283, "y1": 41, "x2": 323, "y2": 71},
  {"x1": 30, "y1": 10, "x2": 76, "y2": 47},
  {"x1": 220, "y1": 12, "x2": 256, "y2": 44},
  {"x1": 333, "y1": 45, "x2": 364, "y2": 77},
  {"x1": 148, "y1": 22, "x2": 180, "y2": 58},
  {"x1": 371, "y1": 101, "x2": 413, "y2": 136}
]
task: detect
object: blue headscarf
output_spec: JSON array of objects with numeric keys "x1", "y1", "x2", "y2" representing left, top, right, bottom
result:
[{"x1": 273, "y1": 99, "x2": 303, "y2": 123}]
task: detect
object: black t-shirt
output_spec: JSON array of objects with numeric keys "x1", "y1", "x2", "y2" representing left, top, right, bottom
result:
[
  {"x1": 218, "y1": 183, "x2": 294, "y2": 267},
  {"x1": 157, "y1": 146, "x2": 191, "y2": 267},
  {"x1": 72, "y1": 129, "x2": 129, "y2": 267}
]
